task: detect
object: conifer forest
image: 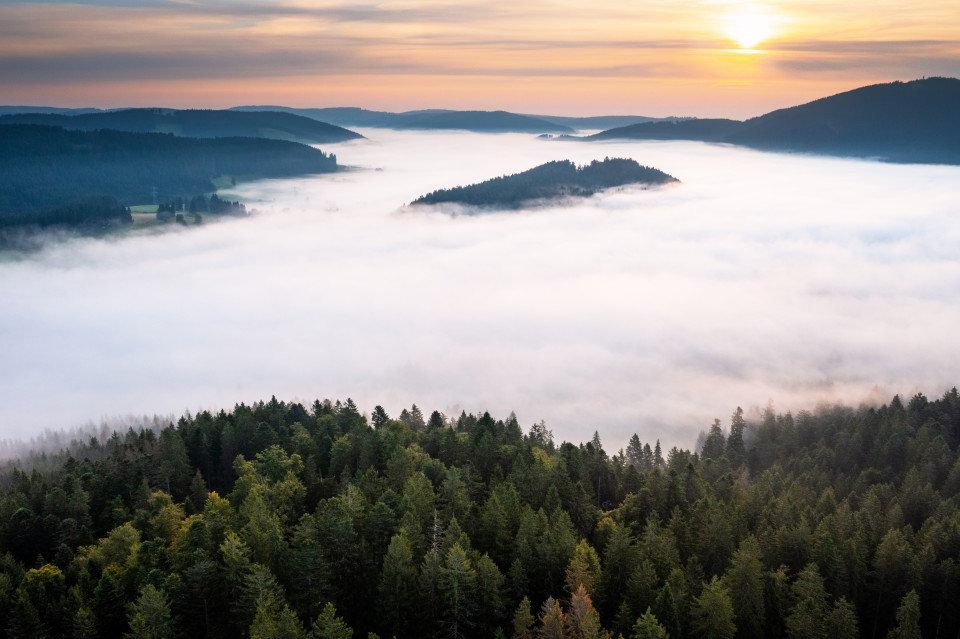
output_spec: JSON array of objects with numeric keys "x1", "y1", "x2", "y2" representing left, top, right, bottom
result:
[{"x1": 1, "y1": 390, "x2": 959, "y2": 638}]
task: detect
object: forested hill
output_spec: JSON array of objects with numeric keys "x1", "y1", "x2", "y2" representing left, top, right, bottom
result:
[
  {"x1": 725, "y1": 77, "x2": 960, "y2": 163},
  {"x1": 591, "y1": 77, "x2": 960, "y2": 165},
  {"x1": 412, "y1": 158, "x2": 678, "y2": 209},
  {"x1": 0, "y1": 124, "x2": 337, "y2": 227},
  {"x1": 2, "y1": 388, "x2": 959, "y2": 638},
  {"x1": 0, "y1": 109, "x2": 362, "y2": 145}
]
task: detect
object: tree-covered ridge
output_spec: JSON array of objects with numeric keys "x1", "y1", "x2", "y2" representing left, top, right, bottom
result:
[
  {"x1": 412, "y1": 158, "x2": 678, "y2": 209},
  {"x1": 590, "y1": 77, "x2": 960, "y2": 165},
  {"x1": 0, "y1": 109, "x2": 363, "y2": 145},
  {"x1": 0, "y1": 124, "x2": 337, "y2": 228},
  {"x1": 1, "y1": 389, "x2": 959, "y2": 638}
]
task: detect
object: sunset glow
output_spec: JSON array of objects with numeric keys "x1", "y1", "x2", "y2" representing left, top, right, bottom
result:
[
  {"x1": 0, "y1": 0, "x2": 958, "y2": 116},
  {"x1": 722, "y1": 3, "x2": 779, "y2": 50}
]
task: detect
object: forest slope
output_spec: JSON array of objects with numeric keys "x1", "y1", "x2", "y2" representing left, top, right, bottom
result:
[
  {"x1": 0, "y1": 124, "x2": 337, "y2": 227},
  {"x1": 0, "y1": 109, "x2": 362, "y2": 145},
  {"x1": 591, "y1": 77, "x2": 960, "y2": 164},
  {"x1": 2, "y1": 388, "x2": 958, "y2": 638}
]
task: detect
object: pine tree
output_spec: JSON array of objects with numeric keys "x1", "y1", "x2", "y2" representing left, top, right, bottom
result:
[
  {"x1": 73, "y1": 607, "x2": 98, "y2": 639},
  {"x1": 652, "y1": 584, "x2": 681, "y2": 639},
  {"x1": 418, "y1": 549, "x2": 443, "y2": 637},
  {"x1": 886, "y1": 590, "x2": 921, "y2": 639},
  {"x1": 539, "y1": 597, "x2": 567, "y2": 639},
  {"x1": 440, "y1": 544, "x2": 476, "y2": 639},
  {"x1": 568, "y1": 584, "x2": 603, "y2": 639},
  {"x1": 690, "y1": 576, "x2": 736, "y2": 639},
  {"x1": 312, "y1": 602, "x2": 353, "y2": 639},
  {"x1": 632, "y1": 608, "x2": 669, "y2": 639},
  {"x1": 377, "y1": 531, "x2": 417, "y2": 638},
  {"x1": 725, "y1": 536, "x2": 764, "y2": 639},
  {"x1": 627, "y1": 435, "x2": 644, "y2": 469},
  {"x1": 565, "y1": 539, "x2": 602, "y2": 596},
  {"x1": 826, "y1": 597, "x2": 859, "y2": 639},
  {"x1": 726, "y1": 408, "x2": 746, "y2": 467},
  {"x1": 371, "y1": 406, "x2": 389, "y2": 430},
  {"x1": 250, "y1": 600, "x2": 307, "y2": 639},
  {"x1": 700, "y1": 420, "x2": 726, "y2": 461},
  {"x1": 475, "y1": 553, "x2": 506, "y2": 636},
  {"x1": 512, "y1": 596, "x2": 536, "y2": 639},
  {"x1": 125, "y1": 585, "x2": 175, "y2": 639},
  {"x1": 92, "y1": 569, "x2": 128, "y2": 638},
  {"x1": 785, "y1": 564, "x2": 828, "y2": 639}
]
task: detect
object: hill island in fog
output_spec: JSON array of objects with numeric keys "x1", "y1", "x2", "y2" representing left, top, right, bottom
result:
[{"x1": 411, "y1": 158, "x2": 678, "y2": 210}]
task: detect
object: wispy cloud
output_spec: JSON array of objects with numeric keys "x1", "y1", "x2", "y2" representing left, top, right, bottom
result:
[{"x1": 1, "y1": 0, "x2": 957, "y2": 112}]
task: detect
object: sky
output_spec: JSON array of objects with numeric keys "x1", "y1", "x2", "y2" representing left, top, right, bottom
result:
[
  {"x1": 1, "y1": 0, "x2": 959, "y2": 117},
  {"x1": 3, "y1": 131, "x2": 960, "y2": 454}
]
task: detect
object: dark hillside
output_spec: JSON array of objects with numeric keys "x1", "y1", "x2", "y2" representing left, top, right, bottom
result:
[
  {"x1": 590, "y1": 77, "x2": 960, "y2": 164},
  {"x1": 0, "y1": 124, "x2": 337, "y2": 227},
  {"x1": 0, "y1": 108, "x2": 362, "y2": 144},
  {"x1": 727, "y1": 77, "x2": 960, "y2": 162}
]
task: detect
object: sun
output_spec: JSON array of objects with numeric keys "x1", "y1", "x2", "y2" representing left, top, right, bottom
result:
[{"x1": 723, "y1": 4, "x2": 777, "y2": 50}]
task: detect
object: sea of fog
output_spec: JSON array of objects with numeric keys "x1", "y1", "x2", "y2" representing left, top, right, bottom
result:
[{"x1": 3, "y1": 128, "x2": 960, "y2": 453}]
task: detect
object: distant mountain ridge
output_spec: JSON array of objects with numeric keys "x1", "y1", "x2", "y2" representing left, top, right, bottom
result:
[
  {"x1": 2, "y1": 105, "x2": 683, "y2": 135},
  {"x1": 411, "y1": 158, "x2": 678, "y2": 210},
  {"x1": 232, "y1": 106, "x2": 574, "y2": 133},
  {"x1": 590, "y1": 118, "x2": 742, "y2": 142},
  {"x1": 0, "y1": 106, "x2": 105, "y2": 116},
  {"x1": 590, "y1": 77, "x2": 960, "y2": 164},
  {"x1": 0, "y1": 109, "x2": 362, "y2": 144},
  {"x1": 231, "y1": 106, "x2": 686, "y2": 133},
  {"x1": 527, "y1": 114, "x2": 687, "y2": 131}
]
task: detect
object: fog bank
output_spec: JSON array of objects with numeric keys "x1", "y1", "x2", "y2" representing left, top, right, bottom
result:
[{"x1": 2, "y1": 129, "x2": 960, "y2": 451}]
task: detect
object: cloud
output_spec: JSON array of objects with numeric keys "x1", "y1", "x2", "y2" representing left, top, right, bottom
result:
[
  {"x1": 2, "y1": 131, "x2": 960, "y2": 452},
  {"x1": 2, "y1": 0, "x2": 959, "y2": 112},
  {"x1": 766, "y1": 38, "x2": 960, "y2": 76}
]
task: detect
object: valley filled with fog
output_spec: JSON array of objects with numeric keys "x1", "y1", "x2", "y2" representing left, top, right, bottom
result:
[{"x1": 2, "y1": 129, "x2": 959, "y2": 451}]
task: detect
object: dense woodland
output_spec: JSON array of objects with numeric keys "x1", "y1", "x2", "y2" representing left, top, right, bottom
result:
[
  {"x1": 412, "y1": 159, "x2": 678, "y2": 209},
  {"x1": 0, "y1": 124, "x2": 337, "y2": 228},
  {"x1": 1, "y1": 389, "x2": 959, "y2": 638}
]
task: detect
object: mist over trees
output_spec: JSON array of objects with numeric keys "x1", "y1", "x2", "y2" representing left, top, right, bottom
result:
[{"x1": 1, "y1": 389, "x2": 959, "y2": 638}]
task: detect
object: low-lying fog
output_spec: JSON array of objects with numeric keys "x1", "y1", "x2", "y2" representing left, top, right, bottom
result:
[{"x1": 3, "y1": 129, "x2": 960, "y2": 452}]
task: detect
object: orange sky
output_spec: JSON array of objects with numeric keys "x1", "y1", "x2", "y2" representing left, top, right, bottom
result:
[{"x1": 1, "y1": 0, "x2": 959, "y2": 117}]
